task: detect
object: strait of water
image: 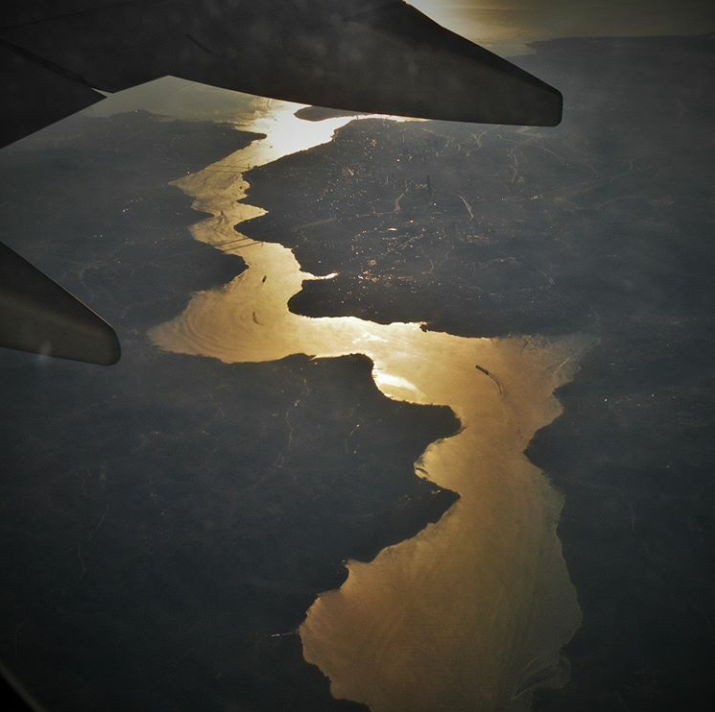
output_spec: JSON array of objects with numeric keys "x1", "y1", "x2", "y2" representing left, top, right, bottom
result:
[{"x1": 149, "y1": 95, "x2": 591, "y2": 712}]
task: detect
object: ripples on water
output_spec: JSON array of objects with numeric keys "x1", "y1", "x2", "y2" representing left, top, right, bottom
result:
[{"x1": 149, "y1": 95, "x2": 592, "y2": 712}]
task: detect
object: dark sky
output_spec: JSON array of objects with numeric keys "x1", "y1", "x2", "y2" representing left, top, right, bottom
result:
[{"x1": 409, "y1": 0, "x2": 715, "y2": 54}]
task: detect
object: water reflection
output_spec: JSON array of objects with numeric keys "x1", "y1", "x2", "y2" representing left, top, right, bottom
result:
[
  {"x1": 149, "y1": 96, "x2": 592, "y2": 711},
  {"x1": 408, "y1": 0, "x2": 713, "y2": 56}
]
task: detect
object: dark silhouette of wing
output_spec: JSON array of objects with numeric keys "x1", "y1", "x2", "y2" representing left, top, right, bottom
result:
[
  {"x1": 1, "y1": 0, "x2": 562, "y2": 145},
  {"x1": 0, "y1": 242, "x2": 121, "y2": 365},
  {"x1": 0, "y1": 0, "x2": 563, "y2": 364},
  {"x1": 0, "y1": 35, "x2": 104, "y2": 148}
]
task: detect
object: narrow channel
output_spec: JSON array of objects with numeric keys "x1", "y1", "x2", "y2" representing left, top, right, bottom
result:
[{"x1": 149, "y1": 95, "x2": 592, "y2": 712}]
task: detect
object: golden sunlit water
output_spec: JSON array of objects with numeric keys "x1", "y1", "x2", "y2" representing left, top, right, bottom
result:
[{"x1": 149, "y1": 95, "x2": 592, "y2": 712}]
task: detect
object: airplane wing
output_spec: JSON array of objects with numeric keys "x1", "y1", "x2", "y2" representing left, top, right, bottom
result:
[
  {"x1": 0, "y1": 0, "x2": 563, "y2": 365},
  {"x1": 1, "y1": 0, "x2": 562, "y2": 148},
  {"x1": 0, "y1": 35, "x2": 104, "y2": 148},
  {"x1": 0, "y1": 242, "x2": 120, "y2": 366}
]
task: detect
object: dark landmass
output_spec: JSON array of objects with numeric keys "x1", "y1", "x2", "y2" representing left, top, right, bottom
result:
[
  {"x1": 246, "y1": 36, "x2": 714, "y2": 339},
  {"x1": 241, "y1": 36, "x2": 715, "y2": 711},
  {"x1": 0, "y1": 111, "x2": 259, "y2": 333},
  {"x1": 0, "y1": 112, "x2": 458, "y2": 711}
]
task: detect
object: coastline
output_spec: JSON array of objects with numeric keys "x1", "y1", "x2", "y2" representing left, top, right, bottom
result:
[{"x1": 149, "y1": 96, "x2": 592, "y2": 710}]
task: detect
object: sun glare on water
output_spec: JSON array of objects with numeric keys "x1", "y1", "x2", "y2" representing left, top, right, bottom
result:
[{"x1": 149, "y1": 93, "x2": 592, "y2": 712}]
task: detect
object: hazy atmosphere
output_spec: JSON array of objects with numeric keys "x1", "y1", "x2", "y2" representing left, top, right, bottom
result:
[{"x1": 411, "y1": 0, "x2": 715, "y2": 54}]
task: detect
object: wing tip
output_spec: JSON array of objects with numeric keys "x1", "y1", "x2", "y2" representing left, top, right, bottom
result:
[{"x1": 0, "y1": 241, "x2": 122, "y2": 366}]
